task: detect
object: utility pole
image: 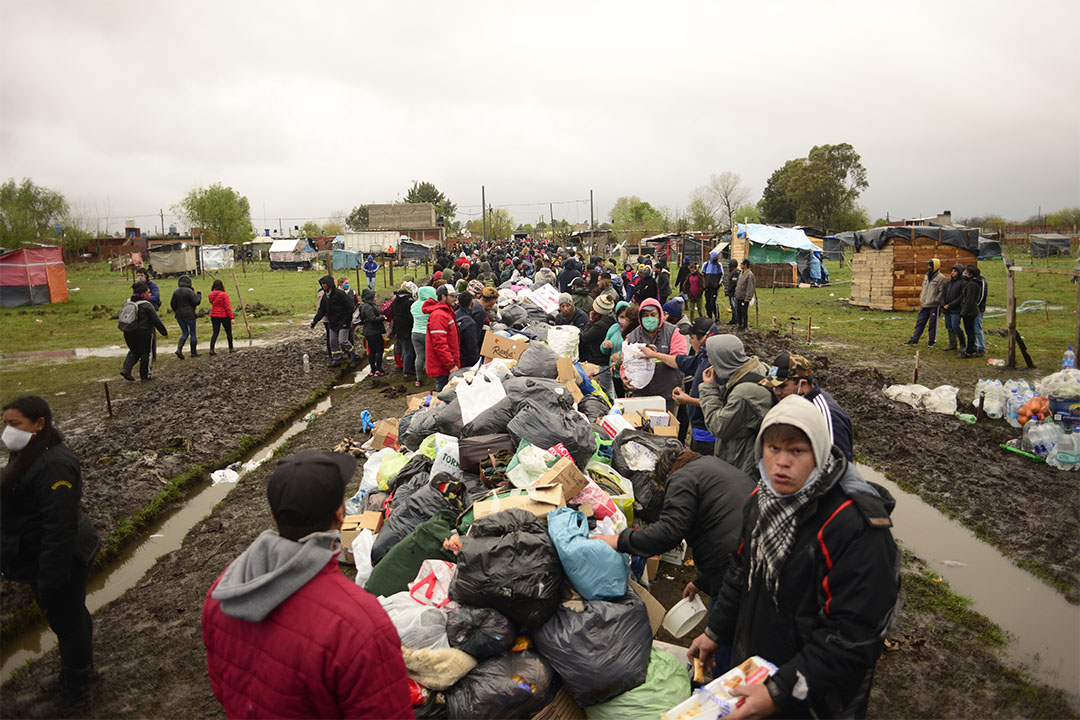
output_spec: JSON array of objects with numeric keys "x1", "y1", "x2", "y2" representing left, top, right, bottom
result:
[
  {"x1": 481, "y1": 185, "x2": 487, "y2": 244},
  {"x1": 279, "y1": 218, "x2": 283, "y2": 235},
  {"x1": 160, "y1": 209, "x2": 165, "y2": 237},
  {"x1": 550, "y1": 203, "x2": 555, "y2": 244},
  {"x1": 590, "y1": 190, "x2": 595, "y2": 230}
]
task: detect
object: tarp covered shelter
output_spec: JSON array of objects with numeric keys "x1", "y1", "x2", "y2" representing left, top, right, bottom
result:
[
  {"x1": 1030, "y1": 233, "x2": 1070, "y2": 258},
  {"x1": 269, "y1": 238, "x2": 316, "y2": 270},
  {"x1": 0, "y1": 247, "x2": 68, "y2": 308},
  {"x1": 821, "y1": 236, "x2": 844, "y2": 261},
  {"x1": 400, "y1": 239, "x2": 433, "y2": 260},
  {"x1": 845, "y1": 225, "x2": 978, "y2": 252},
  {"x1": 332, "y1": 249, "x2": 364, "y2": 270},
  {"x1": 148, "y1": 243, "x2": 198, "y2": 275},
  {"x1": 199, "y1": 245, "x2": 235, "y2": 271},
  {"x1": 977, "y1": 237, "x2": 1002, "y2": 260}
]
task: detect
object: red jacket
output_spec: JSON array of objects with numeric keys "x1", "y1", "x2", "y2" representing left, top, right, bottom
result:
[
  {"x1": 202, "y1": 560, "x2": 414, "y2": 720},
  {"x1": 423, "y1": 298, "x2": 460, "y2": 377},
  {"x1": 208, "y1": 290, "x2": 234, "y2": 319}
]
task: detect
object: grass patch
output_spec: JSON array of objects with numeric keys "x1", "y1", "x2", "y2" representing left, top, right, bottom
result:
[{"x1": 904, "y1": 568, "x2": 1008, "y2": 648}]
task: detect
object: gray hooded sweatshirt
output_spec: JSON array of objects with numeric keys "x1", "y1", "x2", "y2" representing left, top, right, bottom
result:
[{"x1": 210, "y1": 530, "x2": 339, "y2": 622}]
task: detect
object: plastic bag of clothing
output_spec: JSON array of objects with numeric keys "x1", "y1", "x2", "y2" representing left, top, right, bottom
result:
[
  {"x1": 366, "y1": 490, "x2": 389, "y2": 512},
  {"x1": 402, "y1": 646, "x2": 477, "y2": 692},
  {"x1": 362, "y1": 448, "x2": 398, "y2": 493},
  {"x1": 401, "y1": 407, "x2": 440, "y2": 451},
  {"x1": 434, "y1": 397, "x2": 464, "y2": 436},
  {"x1": 621, "y1": 342, "x2": 655, "y2": 390},
  {"x1": 371, "y1": 483, "x2": 455, "y2": 565},
  {"x1": 351, "y1": 528, "x2": 376, "y2": 586},
  {"x1": 577, "y1": 394, "x2": 610, "y2": 422},
  {"x1": 547, "y1": 325, "x2": 580, "y2": 361},
  {"x1": 502, "y1": 376, "x2": 574, "y2": 411},
  {"x1": 610, "y1": 431, "x2": 684, "y2": 523},
  {"x1": 584, "y1": 647, "x2": 691, "y2": 720},
  {"x1": 408, "y1": 559, "x2": 457, "y2": 609},
  {"x1": 510, "y1": 342, "x2": 560, "y2": 379},
  {"x1": 430, "y1": 434, "x2": 463, "y2": 479},
  {"x1": 380, "y1": 591, "x2": 450, "y2": 650},
  {"x1": 387, "y1": 455, "x2": 435, "y2": 503},
  {"x1": 546, "y1": 508, "x2": 629, "y2": 600},
  {"x1": 460, "y1": 396, "x2": 515, "y2": 438},
  {"x1": 521, "y1": 322, "x2": 553, "y2": 342},
  {"x1": 506, "y1": 440, "x2": 559, "y2": 489},
  {"x1": 449, "y1": 508, "x2": 564, "y2": 628},
  {"x1": 366, "y1": 510, "x2": 459, "y2": 597},
  {"x1": 523, "y1": 302, "x2": 552, "y2": 325},
  {"x1": 533, "y1": 594, "x2": 653, "y2": 707},
  {"x1": 457, "y1": 368, "x2": 508, "y2": 425},
  {"x1": 445, "y1": 606, "x2": 516, "y2": 660},
  {"x1": 376, "y1": 452, "x2": 412, "y2": 491},
  {"x1": 498, "y1": 303, "x2": 528, "y2": 328},
  {"x1": 507, "y1": 401, "x2": 596, "y2": 469},
  {"x1": 571, "y1": 478, "x2": 628, "y2": 532},
  {"x1": 445, "y1": 649, "x2": 558, "y2": 720}
]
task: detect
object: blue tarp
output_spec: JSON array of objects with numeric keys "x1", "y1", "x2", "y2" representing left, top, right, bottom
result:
[
  {"x1": 332, "y1": 249, "x2": 363, "y2": 270},
  {"x1": 736, "y1": 223, "x2": 822, "y2": 252}
]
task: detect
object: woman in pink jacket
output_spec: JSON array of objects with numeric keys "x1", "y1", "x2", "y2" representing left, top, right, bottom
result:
[{"x1": 208, "y1": 279, "x2": 235, "y2": 355}]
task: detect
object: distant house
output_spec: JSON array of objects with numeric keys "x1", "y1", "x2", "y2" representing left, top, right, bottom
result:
[
  {"x1": 366, "y1": 203, "x2": 446, "y2": 248},
  {"x1": 269, "y1": 238, "x2": 317, "y2": 270}
]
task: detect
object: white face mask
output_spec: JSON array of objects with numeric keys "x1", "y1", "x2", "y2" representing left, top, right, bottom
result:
[{"x1": 2, "y1": 425, "x2": 34, "y2": 452}]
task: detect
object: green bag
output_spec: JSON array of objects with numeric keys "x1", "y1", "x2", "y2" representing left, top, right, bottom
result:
[
  {"x1": 364, "y1": 509, "x2": 458, "y2": 598},
  {"x1": 376, "y1": 452, "x2": 412, "y2": 491},
  {"x1": 585, "y1": 647, "x2": 691, "y2": 720}
]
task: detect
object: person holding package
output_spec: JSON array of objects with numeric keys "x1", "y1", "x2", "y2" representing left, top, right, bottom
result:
[
  {"x1": 688, "y1": 396, "x2": 899, "y2": 719},
  {"x1": 425, "y1": 284, "x2": 460, "y2": 391},
  {"x1": 698, "y1": 335, "x2": 774, "y2": 477},
  {"x1": 624, "y1": 297, "x2": 687, "y2": 415},
  {"x1": 202, "y1": 450, "x2": 413, "y2": 719}
]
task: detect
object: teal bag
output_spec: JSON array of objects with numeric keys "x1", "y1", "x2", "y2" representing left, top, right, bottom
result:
[{"x1": 546, "y1": 507, "x2": 628, "y2": 600}]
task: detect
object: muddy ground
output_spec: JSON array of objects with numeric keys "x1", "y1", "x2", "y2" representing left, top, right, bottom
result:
[{"x1": 1, "y1": 329, "x2": 1078, "y2": 718}]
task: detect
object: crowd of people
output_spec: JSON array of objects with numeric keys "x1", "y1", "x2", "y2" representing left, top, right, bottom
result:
[{"x1": 904, "y1": 258, "x2": 989, "y2": 358}]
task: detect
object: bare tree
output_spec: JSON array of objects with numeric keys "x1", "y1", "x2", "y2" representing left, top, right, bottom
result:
[{"x1": 707, "y1": 172, "x2": 751, "y2": 230}]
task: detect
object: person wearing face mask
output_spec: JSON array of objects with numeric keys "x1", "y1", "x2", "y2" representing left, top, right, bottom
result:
[
  {"x1": 688, "y1": 396, "x2": 899, "y2": 719},
  {"x1": 632, "y1": 264, "x2": 659, "y2": 304},
  {"x1": 2, "y1": 396, "x2": 100, "y2": 714},
  {"x1": 761, "y1": 353, "x2": 853, "y2": 462},
  {"x1": 602, "y1": 301, "x2": 630, "y2": 398},
  {"x1": 623, "y1": 298, "x2": 686, "y2": 415}
]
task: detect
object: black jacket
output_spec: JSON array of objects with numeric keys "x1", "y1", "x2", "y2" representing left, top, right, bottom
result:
[
  {"x1": 976, "y1": 276, "x2": 989, "y2": 312},
  {"x1": 656, "y1": 269, "x2": 672, "y2": 303},
  {"x1": 126, "y1": 297, "x2": 168, "y2": 336},
  {"x1": 170, "y1": 275, "x2": 201, "y2": 321},
  {"x1": 960, "y1": 276, "x2": 981, "y2": 317},
  {"x1": 579, "y1": 313, "x2": 616, "y2": 367},
  {"x1": 1, "y1": 444, "x2": 100, "y2": 591},
  {"x1": 724, "y1": 268, "x2": 740, "y2": 297},
  {"x1": 707, "y1": 450, "x2": 899, "y2": 719},
  {"x1": 617, "y1": 455, "x2": 754, "y2": 596},
  {"x1": 312, "y1": 278, "x2": 355, "y2": 330},
  {"x1": 389, "y1": 290, "x2": 413, "y2": 339},
  {"x1": 941, "y1": 273, "x2": 965, "y2": 315},
  {"x1": 359, "y1": 301, "x2": 385, "y2": 337},
  {"x1": 633, "y1": 275, "x2": 659, "y2": 303},
  {"x1": 455, "y1": 306, "x2": 481, "y2": 368}
]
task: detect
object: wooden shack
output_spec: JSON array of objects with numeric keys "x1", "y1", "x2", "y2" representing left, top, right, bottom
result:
[{"x1": 848, "y1": 226, "x2": 978, "y2": 311}]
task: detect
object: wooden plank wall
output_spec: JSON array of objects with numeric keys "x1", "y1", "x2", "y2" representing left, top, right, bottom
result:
[{"x1": 850, "y1": 228, "x2": 977, "y2": 311}]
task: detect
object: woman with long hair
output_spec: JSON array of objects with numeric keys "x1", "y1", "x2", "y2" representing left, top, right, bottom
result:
[
  {"x1": 1, "y1": 396, "x2": 100, "y2": 713},
  {"x1": 208, "y1": 279, "x2": 235, "y2": 355}
]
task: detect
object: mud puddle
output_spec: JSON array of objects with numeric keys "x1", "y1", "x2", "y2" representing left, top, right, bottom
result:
[
  {"x1": 861, "y1": 464, "x2": 1080, "y2": 697},
  {"x1": 0, "y1": 368, "x2": 369, "y2": 682}
]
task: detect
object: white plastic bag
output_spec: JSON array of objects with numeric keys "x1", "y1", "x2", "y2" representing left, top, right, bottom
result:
[
  {"x1": 548, "y1": 325, "x2": 581, "y2": 361},
  {"x1": 352, "y1": 529, "x2": 376, "y2": 587},
  {"x1": 430, "y1": 433, "x2": 463, "y2": 479},
  {"x1": 883, "y1": 383, "x2": 958, "y2": 414},
  {"x1": 507, "y1": 443, "x2": 559, "y2": 488},
  {"x1": 408, "y1": 560, "x2": 457, "y2": 609},
  {"x1": 380, "y1": 591, "x2": 450, "y2": 650},
  {"x1": 458, "y1": 369, "x2": 508, "y2": 425},
  {"x1": 621, "y1": 342, "x2": 655, "y2": 390},
  {"x1": 362, "y1": 447, "x2": 398, "y2": 493}
]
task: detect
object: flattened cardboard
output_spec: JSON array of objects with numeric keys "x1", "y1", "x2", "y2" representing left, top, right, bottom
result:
[
  {"x1": 340, "y1": 511, "x2": 384, "y2": 564},
  {"x1": 629, "y1": 579, "x2": 666, "y2": 637},
  {"x1": 538, "y1": 457, "x2": 588, "y2": 503},
  {"x1": 406, "y1": 392, "x2": 438, "y2": 412},
  {"x1": 473, "y1": 483, "x2": 564, "y2": 520},
  {"x1": 371, "y1": 418, "x2": 400, "y2": 449},
  {"x1": 555, "y1": 357, "x2": 585, "y2": 403},
  {"x1": 613, "y1": 395, "x2": 667, "y2": 414},
  {"x1": 480, "y1": 330, "x2": 529, "y2": 361},
  {"x1": 646, "y1": 556, "x2": 660, "y2": 583}
]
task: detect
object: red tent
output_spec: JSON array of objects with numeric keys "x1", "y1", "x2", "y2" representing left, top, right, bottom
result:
[{"x1": 0, "y1": 247, "x2": 69, "y2": 308}]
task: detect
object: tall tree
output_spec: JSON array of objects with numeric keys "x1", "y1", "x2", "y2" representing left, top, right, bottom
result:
[
  {"x1": 788, "y1": 143, "x2": 868, "y2": 228},
  {"x1": 687, "y1": 186, "x2": 717, "y2": 230},
  {"x1": 758, "y1": 159, "x2": 804, "y2": 224},
  {"x1": 1047, "y1": 207, "x2": 1080, "y2": 231},
  {"x1": 465, "y1": 208, "x2": 515, "y2": 240},
  {"x1": 0, "y1": 178, "x2": 68, "y2": 249},
  {"x1": 731, "y1": 203, "x2": 762, "y2": 225},
  {"x1": 174, "y1": 183, "x2": 252, "y2": 245},
  {"x1": 300, "y1": 221, "x2": 323, "y2": 237},
  {"x1": 404, "y1": 181, "x2": 457, "y2": 222},
  {"x1": 707, "y1": 172, "x2": 750, "y2": 230},
  {"x1": 346, "y1": 205, "x2": 369, "y2": 230}
]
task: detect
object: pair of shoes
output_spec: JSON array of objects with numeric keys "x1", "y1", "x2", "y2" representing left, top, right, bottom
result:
[
  {"x1": 208, "y1": 349, "x2": 216, "y2": 356},
  {"x1": 175, "y1": 350, "x2": 184, "y2": 359},
  {"x1": 33, "y1": 666, "x2": 91, "y2": 718},
  {"x1": 927, "y1": 342, "x2": 936, "y2": 348},
  {"x1": 120, "y1": 370, "x2": 135, "y2": 381},
  {"x1": 903, "y1": 339, "x2": 918, "y2": 346},
  {"x1": 976, "y1": 349, "x2": 985, "y2": 357}
]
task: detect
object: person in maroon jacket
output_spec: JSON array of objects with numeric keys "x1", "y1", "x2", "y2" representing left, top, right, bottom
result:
[
  {"x1": 201, "y1": 450, "x2": 413, "y2": 720},
  {"x1": 425, "y1": 284, "x2": 460, "y2": 391}
]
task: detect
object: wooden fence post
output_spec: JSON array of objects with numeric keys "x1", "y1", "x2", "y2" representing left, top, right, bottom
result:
[
  {"x1": 1006, "y1": 265, "x2": 1016, "y2": 368},
  {"x1": 232, "y1": 271, "x2": 253, "y2": 339}
]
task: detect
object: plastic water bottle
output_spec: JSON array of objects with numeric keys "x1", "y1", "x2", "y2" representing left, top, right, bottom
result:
[
  {"x1": 1021, "y1": 420, "x2": 1037, "y2": 454},
  {"x1": 303, "y1": 352, "x2": 310, "y2": 374},
  {"x1": 1005, "y1": 389, "x2": 1022, "y2": 428},
  {"x1": 984, "y1": 380, "x2": 1005, "y2": 419},
  {"x1": 1055, "y1": 427, "x2": 1079, "y2": 465},
  {"x1": 1064, "y1": 345, "x2": 1076, "y2": 370}
]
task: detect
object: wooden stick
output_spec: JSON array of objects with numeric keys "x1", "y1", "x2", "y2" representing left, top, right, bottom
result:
[
  {"x1": 232, "y1": 271, "x2": 253, "y2": 339},
  {"x1": 1006, "y1": 266, "x2": 1017, "y2": 368},
  {"x1": 913, "y1": 350, "x2": 920, "y2": 384},
  {"x1": 807, "y1": 315, "x2": 812, "y2": 344},
  {"x1": 104, "y1": 382, "x2": 113, "y2": 418},
  {"x1": 976, "y1": 391, "x2": 985, "y2": 422}
]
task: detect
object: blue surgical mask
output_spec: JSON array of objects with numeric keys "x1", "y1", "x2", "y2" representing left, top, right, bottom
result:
[
  {"x1": 343, "y1": 283, "x2": 350, "y2": 291},
  {"x1": 642, "y1": 316, "x2": 660, "y2": 332}
]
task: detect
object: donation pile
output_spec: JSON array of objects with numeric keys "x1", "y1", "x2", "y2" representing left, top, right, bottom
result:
[
  {"x1": 987, "y1": 363, "x2": 1080, "y2": 470},
  {"x1": 341, "y1": 321, "x2": 706, "y2": 719}
]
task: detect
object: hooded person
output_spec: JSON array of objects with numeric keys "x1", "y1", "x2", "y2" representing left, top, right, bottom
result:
[
  {"x1": 555, "y1": 292, "x2": 589, "y2": 330},
  {"x1": 202, "y1": 450, "x2": 413, "y2": 719},
  {"x1": 632, "y1": 265, "x2": 659, "y2": 304},
  {"x1": 623, "y1": 297, "x2": 687, "y2": 414},
  {"x1": 674, "y1": 256, "x2": 692, "y2": 292},
  {"x1": 957, "y1": 264, "x2": 982, "y2": 359},
  {"x1": 697, "y1": 335, "x2": 775, "y2": 477},
  {"x1": 425, "y1": 284, "x2": 461, "y2": 391},
  {"x1": 455, "y1": 290, "x2": 482, "y2": 369},
  {"x1": 688, "y1": 396, "x2": 899, "y2": 719},
  {"x1": 362, "y1": 254, "x2": 379, "y2": 290},
  {"x1": 358, "y1": 288, "x2": 386, "y2": 375},
  {"x1": 723, "y1": 259, "x2": 740, "y2": 324},
  {"x1": 904, "y1": 258, "x2": 947, "y2": 347},
  {"x1": 389, "y1": 282, "x2": 416, "y2": 374},
  {"x1": 939, "y1": 263, "x2": 967, "y2": 352},
  {"x1": 702, "y1": 251, "x2": 724, "y2": 320},
  {"x1": 120, "y1": 282, "x2": 169, "y2": 381},
  {"x1": 656, "y1": 262, "x2": 673, "y2": 304},
  {"x1": 311, "y1": 275, "x2": 359, "y2": 367},
  {"x1": 409, "y1": 286, "x2": 437, "y2": 386},
  {"x1": 558, "y1": 258, "x2": 581, "y2": 293},
  {"x1": 578, "y1": 293, "x2": 618, "y2": 397},
  {"x1": 170, "y1": 274, "x2": 202, "y2": 358}
]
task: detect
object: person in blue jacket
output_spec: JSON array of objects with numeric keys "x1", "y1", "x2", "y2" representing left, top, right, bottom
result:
[{"x1": 363, "y1": 255, "x2": 379, "y2": 290}]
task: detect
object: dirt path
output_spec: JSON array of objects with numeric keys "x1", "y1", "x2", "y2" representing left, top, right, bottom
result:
[{"x1": 1, "y1": 332, "x2": 1077, "y2": 718}]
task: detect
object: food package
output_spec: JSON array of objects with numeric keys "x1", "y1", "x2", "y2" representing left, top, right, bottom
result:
[{"x1": 661, "y1": 656, "x2": 778, "y2": 719}]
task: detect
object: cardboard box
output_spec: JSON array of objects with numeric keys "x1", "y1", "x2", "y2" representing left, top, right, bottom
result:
[
  {"x1": 481, "y1": 330, "x2": 529, "y2": 361},
  {"x1": 339, "y1": 511, "x2": 384, "y2": 564},
  {"x1": 646, "y1": 556, "x2": 660, "y2": 583},
  {"x1": 613, "y1": 396, "x2": 667, "y2": 414},
  {"x1": 555, "y1": 357, "x2": 585, "y2": 403},
  {"x1": 473, "y1": 483, "x2": 564, "y2": 521},
  {"x1": 629, "y1": 579, "x2": 666, "y2": 637},
  {"x1": 406, "y1": 392, "x2": 437, "y2": 412},
  {"x1": 370, "y1": 418, "x2": 400, "y2": 449},
  {"x1": 622, "y1": 412, "x2": 644, "y2": 428},
  {"x1": 647, "y1": 411, "x2": 680, "y2": 438},
  {"x1": 538, "y1": 457, "x2": 588, "y2": 503},
  {"x1": 599, "y1": 413, "x2": 636, "y2": 439},
  {"x1": 643, "y1": 409, "x2": 670, "y2": 427}
]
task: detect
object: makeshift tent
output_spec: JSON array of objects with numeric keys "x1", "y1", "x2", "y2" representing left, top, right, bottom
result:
[
  {"x1": 244, "y1": 240, "x2": 273, "y2": 260},
  {"x1": 977, "y1": 237, "x2": 1002, "y2": 260},
  {"x1": 148, "y1": 243, "x2": 198, "y2": 276},
  {"x1": 849, "y1": 226, "x2": 977, "y2": 311},
  {"x1": 332, "y1": 249, "x2": 364, "y2": 270},
  {"x1": 821, "y1": 236, "x2": 844, "y2": 261},
  {"x1": 729, "y1": 224, "x2": 821, "y2": 288},
  {"x1": 400, "y1": 239, "x2": 433, "y2": 260},
  {"x1": 1030, "y1": 233, "x2": 1071, "y2": 258},
  {"x1": 269, "y1": 238, "x2": 316, "y2": 270},
  {"x1": 199, "y1": 245, "x2": 235, "y2": 271},
  {"x1": 0, "y1": 247, "x2": 68, "y2": 308}
]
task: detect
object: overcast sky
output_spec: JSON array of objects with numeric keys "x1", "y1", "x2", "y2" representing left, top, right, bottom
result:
[{"x1": 2, "y1": 0, "x2": 1078, "y2": 234}]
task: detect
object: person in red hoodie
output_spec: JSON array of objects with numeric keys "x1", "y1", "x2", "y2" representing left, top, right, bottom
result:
[
  {"x1": 425, "y1": 284, "x2": 460, "y2": 391},
  {"x1": 201, "y1": 450, "x2": 413, "y2": 720},
  {"x1": 207, "y1": 279, "x2": 235, "y2": 355}
]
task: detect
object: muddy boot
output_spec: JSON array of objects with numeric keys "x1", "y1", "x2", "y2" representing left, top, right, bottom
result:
[
  {"x1": 175, "y1": 340, "x2": 185, "y2": 359},
  {"x1": 944, "y1": 330, "x2": 957, "y2": 351},
  {"x1": 956, "y1": 329, "x2": 966, "y2": 352},
  {"x1": 120, "y1": 368, "x2": 135, "y2": 381},
  {"x1": 189, "y1": 341, "x2": 199, "y2": 357},
  {"x1": 33, "y1": 666, "x2": 90, "y2": 718}
]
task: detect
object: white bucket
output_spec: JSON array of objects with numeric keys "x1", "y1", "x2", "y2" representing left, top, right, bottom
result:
[{"x1": 661, "y1": 595, "x2": 707, "y2": 638}]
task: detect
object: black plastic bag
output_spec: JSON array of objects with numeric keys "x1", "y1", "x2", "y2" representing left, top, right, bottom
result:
[
  {"x1": 387, "y1": 454, "x2": 434, "y2": 501},
  {"x1": 510, "y1": 342, "x2": 560, "y2": 379},
  {"x1": 521, "y1": 322, "x2": 553, "y2": 342},
  {"x1": 434, "y1": 397, "x2": 464, "y2": 436},
  {"x1": 577, "y1": 394, "x2": 611, "y2": 422},
  {"x1": 523, "y1": 303, "x2": 551, "y2": 326},
  {"x1": 533, "y1": 594, "x2": 653, "y2": 707},
  {"x1": 460, "y1": 396, "x2": 515, "y2": 438},
  {"x1": 445, "y1": 649, "x2": 558, "y2": 720},
  {"x1": 450, "y1": 508, "x2": 564, "y2": 628},
  {"x1": 610, "y1": 430, "x2": 685, "y2": 522},
  {"x1": 498, "y1": 303, "x2": 528, "y2": 328},
  {"x1": 507, "y1": 401, "x2": 596, "y2": 468},
  {"x1": 445, "y1": 606, "x2": 517, "y2": 660},
  {"x1": 401, "y1": 407, "x2": 440, "y2": 451},
  {"x1": 372, "y1": 482, "x2": 453, "y2": 565},
  {"x1": 502, "y1": 377, "x2": 574, "y2": 412},
  {"x1": 398, "y1": 408, "x2": 419, "y2": 442},
  {"x1": 366, "y1": 490, "x2": 389, "y2": 512}
]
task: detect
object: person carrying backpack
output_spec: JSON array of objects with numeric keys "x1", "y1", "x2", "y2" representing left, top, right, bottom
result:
[{"x1": 119, "y1": 282, "x2": 168, "y2": 381}]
